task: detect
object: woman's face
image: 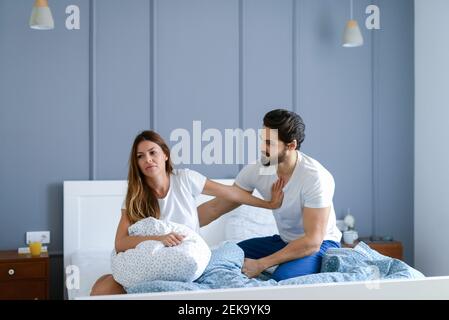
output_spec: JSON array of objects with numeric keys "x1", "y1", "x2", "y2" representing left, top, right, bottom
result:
[{"x1": 136, "y1": 140, "x2": 168, "y2": 178}]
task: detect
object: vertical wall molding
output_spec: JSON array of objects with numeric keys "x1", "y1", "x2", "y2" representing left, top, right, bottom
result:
[
  {"x1": 292, "y1": 0, "x2": 298, "y2": 113},
  {"x1": 410, "y1": 1, "x2": 415, "y2": 257},
  {"x1": 89, "y1": 0, "x2": 97, "y2": 180},
  {"x1": 238, "y1": 0, "x2": 244, "y2": 130},
  {"x1": 150, "y1": 0, "x2": 156, "y2": 131},
  {"x1": 238, "y1": 0, "x2": 244, "y2": 172},
  {"x1": 371, "y1": 0, "x2": 380, "y2": 237}
]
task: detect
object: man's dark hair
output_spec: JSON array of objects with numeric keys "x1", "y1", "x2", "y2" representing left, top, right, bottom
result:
[{"x1": 263, "y1": 109, "x2": 305, "y2": 150}]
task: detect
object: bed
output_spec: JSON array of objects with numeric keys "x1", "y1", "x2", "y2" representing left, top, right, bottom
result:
[{"x1": 63, "y1": 180, "x2": 449, "y2": 300}]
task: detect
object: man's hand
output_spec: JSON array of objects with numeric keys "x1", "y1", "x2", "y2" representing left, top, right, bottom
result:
[
  {"x1": 159, "y1": 232, "x2": 185, "y2": 247},
  {"x1": 268, "y1": 178, "x2": 285, "y2": 209},
  {"x1": 242, "y1": 258, "x2": 266, "y2": 278}
]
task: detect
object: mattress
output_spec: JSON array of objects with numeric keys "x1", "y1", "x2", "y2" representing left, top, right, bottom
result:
[{"x1": 68, "y1": 250, "x2": 112, "y2": 299}]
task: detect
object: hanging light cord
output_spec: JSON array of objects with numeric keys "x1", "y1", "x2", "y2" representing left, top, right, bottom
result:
[{"x1": 350, "y1": 0, "x2": 354, "y2": 20}]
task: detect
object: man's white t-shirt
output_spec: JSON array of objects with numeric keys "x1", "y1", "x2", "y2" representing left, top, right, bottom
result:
[
  {"x1": 122, "y1": 169, "x2": 206, "y2": 233},
  {"x1": 235, "y1": 151, "x2": 342, "y2": 243}
]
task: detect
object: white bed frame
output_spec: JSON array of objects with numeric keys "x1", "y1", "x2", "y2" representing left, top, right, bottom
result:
[{"x1": 63, "y1": 180, "x2": 449, "y2": 300}]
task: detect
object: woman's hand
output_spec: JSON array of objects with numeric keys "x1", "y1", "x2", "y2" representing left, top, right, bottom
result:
[
  {"x1": 159, "y1": 232, "x2": 185, "y2": 247},
  {"x1": 268, "y1": 178, "x2": 285, "y2": 209}
]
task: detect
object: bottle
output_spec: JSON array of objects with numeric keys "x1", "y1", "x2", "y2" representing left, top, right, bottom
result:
[
  {"x1": 343, "y1": 208, "x2": 358, "y2": 244},
  {"x1": 343, "y1": 208, "x2": 355, "y2": 230}
]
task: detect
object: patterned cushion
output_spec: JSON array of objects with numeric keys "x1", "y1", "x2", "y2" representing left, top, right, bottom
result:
[{"x1": 111, "y1": 217, "x2": 211, "y2": 289}]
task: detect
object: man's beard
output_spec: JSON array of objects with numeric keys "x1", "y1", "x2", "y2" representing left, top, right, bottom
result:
[{"x1": 261, "y1": 148, "x2": 288, "y2": 167}]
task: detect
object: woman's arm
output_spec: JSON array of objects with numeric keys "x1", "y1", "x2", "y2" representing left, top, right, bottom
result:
[
  {"x1": 202, "y1": 179, "x2": 284, "y2": 210},
  {"x1": 114, "y1": 210, "x2": 185, "y2": 252},
  {"x1": 197, "y1": 192, "x2": 243, "y2": 228}
]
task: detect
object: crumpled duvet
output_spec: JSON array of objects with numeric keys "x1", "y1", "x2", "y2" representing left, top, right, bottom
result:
[{"x1": 127, "y1": 241, "x2": 424, "y2": 294}]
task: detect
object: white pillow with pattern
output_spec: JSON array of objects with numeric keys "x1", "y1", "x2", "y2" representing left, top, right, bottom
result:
[{"x1": 111, "y1": 217, "x2": 211, "y2": 289}]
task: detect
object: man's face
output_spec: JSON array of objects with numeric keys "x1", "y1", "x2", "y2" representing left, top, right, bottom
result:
[{"x1": 260, "y1": 127, "x2": 287, "y2": 166}]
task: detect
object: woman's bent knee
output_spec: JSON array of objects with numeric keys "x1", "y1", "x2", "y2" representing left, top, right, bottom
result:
[{"x1": 90, "y1": 274, "x2": 125, "y2": 296}]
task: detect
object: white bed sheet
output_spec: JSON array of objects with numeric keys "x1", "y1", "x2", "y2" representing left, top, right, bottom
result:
[{"x1": 68, "y1": 250, "x2": 112, "y2": 299}]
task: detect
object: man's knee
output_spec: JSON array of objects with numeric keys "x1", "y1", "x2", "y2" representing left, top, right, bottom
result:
[
  {"x1": 272, "y1": 256, "x2": 322, "y2": 281},
  {"x1": 238, "y1": 235, "x2": 285, "y2": 260}
]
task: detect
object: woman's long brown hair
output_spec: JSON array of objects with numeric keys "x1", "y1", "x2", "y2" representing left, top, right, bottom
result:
[{"x1": 125, "y1": 130, "x2": 174, "y2": 224}]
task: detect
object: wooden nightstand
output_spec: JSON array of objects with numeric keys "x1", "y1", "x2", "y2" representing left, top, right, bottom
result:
[
  {"x1": 0, "y1": 251, "x2": 50, "y2": 300},
  {"x1": 342, "y1": 238, "x2": 403, "y2": 260}
]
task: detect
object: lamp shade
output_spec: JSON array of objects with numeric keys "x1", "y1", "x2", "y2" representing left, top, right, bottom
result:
[
  {"x1": 342, "y1": 20, "x2": 363, "y2": 47},
  {"x1": 29, "y1": 0, "x2": 54, "y2": 30}
]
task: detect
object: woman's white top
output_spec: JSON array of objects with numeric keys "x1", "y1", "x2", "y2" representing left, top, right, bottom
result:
[{"x1": 122, "y1": 169, "x2": 207, "y2": 232}]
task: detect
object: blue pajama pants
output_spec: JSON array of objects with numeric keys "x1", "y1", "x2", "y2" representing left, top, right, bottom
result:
[{"x1": 237, "y1": 235, "x2": 340, "y2": 281}]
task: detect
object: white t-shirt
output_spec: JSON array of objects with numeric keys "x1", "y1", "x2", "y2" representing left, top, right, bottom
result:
[
  {"x1": 122, "y1": 169, "x2": 206, "y2": 233},
  {"x1": 235, "y1": 151, "x2": 342, "y2": 243}
]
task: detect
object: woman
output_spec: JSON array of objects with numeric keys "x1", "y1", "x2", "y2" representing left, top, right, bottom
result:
[{"x1": 90, "y1": 130, "x2": 284, "y2": 295}]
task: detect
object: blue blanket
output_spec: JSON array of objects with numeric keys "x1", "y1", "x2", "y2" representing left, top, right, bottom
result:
[{"x1": 127, "y1": 241, "x2": 424, "y2": 294}]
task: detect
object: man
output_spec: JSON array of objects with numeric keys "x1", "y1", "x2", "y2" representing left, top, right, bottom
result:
[{"x1": 197, "y1": 109, "x2": 342, "y2": 281}]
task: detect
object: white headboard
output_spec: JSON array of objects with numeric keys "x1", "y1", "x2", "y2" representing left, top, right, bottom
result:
[{"x1": 63, "y1": 179, "x2": 235, "y2": 272}]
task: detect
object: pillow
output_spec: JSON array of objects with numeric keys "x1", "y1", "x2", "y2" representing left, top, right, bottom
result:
[
  {"x1": 111, "y1": 217, "x2": 211, "y2": 289},
  {"x1": 224, "y1": 205, "x2": 278, "y2": 243}
]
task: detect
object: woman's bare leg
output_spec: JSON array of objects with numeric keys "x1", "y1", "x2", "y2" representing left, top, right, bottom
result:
[{"x1": 90, "y1": 274, "x2": 125, "y2": 296}]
